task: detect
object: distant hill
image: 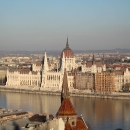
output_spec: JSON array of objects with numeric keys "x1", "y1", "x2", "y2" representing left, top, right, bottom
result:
[{"x1": 0, "y1": 48, "x2": 130, "y2": 56}]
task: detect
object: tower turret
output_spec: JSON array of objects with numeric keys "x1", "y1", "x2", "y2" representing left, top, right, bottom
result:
[
  {"x1": 61, "y1": 52, "x2": 65, "y2": 73},
  {"x1": 43, "y1": 51, "x2": 48, "y2": 73}
]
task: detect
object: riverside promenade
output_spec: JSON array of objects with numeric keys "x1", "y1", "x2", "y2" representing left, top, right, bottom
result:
[{"x1": 1, "y1": 85, "x2": 130, "y2": 100}]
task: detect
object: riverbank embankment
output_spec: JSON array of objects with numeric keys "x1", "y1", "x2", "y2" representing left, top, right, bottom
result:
[{"x1": 1, "y1": 86, "x2": 130, "y2": 100}]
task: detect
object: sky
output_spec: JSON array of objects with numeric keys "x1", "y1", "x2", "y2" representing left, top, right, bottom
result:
[{"x1": 0, "y1": 0, "x2": 130, "y2": 51}]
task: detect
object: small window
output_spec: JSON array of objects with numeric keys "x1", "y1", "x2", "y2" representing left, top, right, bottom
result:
[{"x1": 72, "y1": 121, "x2": 75, "y2": 125}]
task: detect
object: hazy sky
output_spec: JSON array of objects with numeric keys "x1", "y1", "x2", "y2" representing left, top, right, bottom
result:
[{"x1": 0, "y1": 0, "x2": 130, "y2": 51}]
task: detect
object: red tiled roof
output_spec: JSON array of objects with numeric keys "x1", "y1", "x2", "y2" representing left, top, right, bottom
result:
[
  {"x1": 65, "y1": 122, "x2": 72, "y2": 130},
  {"x1": 76, "y1": 116, "x2": 88, "y2": 130},
  {"x1": 114, "y1": 65, "x2": 122, "y2": 67},
  {"x1": 95, "y1": 61, "x2": 102, "y2": 67},
  {"x1": 64, "y1": 116, "x2": 88, "y2": 130},
  {"x1": 106, "y1": 64, "x2": 112, "y2": 67},
  {"x1": 56, "y1": 98, "x2": 77, "y2": 116},
  {"x1": 61, "y1": 48, "x2": 74, "y2": 58},
  {"x1": 114, "y1": 71, "x2": 124, "y2": 75},
  {"x1": 86, "y1": 62, "x2": 92, "y2": 67},
  {"x1": 86, "y1": 61, "x2": 104, "y2": 67},
  {"x1": 18, "y1": 69, "x2": 30, "y2": 74},
  {"x1": 35, "y1": 62, "x2": 42, "y2": 66},
  {"x1": 61, "y1": 39, "x2": 74, "y2": 58}
]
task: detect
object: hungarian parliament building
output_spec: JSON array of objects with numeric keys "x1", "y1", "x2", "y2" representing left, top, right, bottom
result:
[
  {"x1": 6, "y1": 38, "x2": 107, "y2": 91},
  {"x1": 6, "y1": 38, "x2": 130, "y2": 93}
]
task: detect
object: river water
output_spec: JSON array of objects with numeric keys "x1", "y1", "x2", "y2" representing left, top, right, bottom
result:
[{"x1": 0, "y1": 91, "x2": 130, "y2": 130}]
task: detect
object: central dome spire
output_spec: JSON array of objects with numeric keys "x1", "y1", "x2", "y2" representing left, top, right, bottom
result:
[
  {"x1": 61, "y1": 37, "x2": 74, "y2": 58},
  {"x1": 66, "y1": 36, "x2": 69, "y2": 48}
]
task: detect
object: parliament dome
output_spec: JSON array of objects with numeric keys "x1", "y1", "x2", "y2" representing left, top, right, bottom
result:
[{"x1": 61, "y1": 38, "x2": 74, "y2": 58}]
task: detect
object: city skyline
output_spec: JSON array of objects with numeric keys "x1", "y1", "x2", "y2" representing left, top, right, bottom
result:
[{"x1": 0, "y1": 0, "x2": 130, "y2": 51}]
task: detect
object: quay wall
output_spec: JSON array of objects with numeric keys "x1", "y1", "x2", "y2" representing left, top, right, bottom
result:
[{"x1": 0, "y1": 86, "x2": 130, "y2": 100}]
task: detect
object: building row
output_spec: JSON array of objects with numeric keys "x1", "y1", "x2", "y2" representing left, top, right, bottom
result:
[
  {"x1": 6, "y1": 38, "x2": 130, "y2": 93},
  {"x1": 75, "y1": 68, "x2": 130, "y2": 94}
]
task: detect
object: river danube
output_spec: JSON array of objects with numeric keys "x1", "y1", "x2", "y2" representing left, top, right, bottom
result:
[{"x1": 0, "y1": 92, "x2": 130, "y2": 130}]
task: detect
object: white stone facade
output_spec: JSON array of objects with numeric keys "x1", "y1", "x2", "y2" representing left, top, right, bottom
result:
[
  {"x1": 64, "y1": 58, "x2": 75, "y2": 72},
  {"x1": 114, "y1": 68, "x2": 130, "y2": 91},
  {"x1": 37, "y1": 118, "x2": 65, "y2": 130},
  {"x1": 6, "y1": 42, "x2": 76, "y2": 90},
  {"x1": 6, "y1": 69, "x2": 41, "y2": 87},
  {"x1": 81, "y1": 62, "x2": 106, "y2": 73}
]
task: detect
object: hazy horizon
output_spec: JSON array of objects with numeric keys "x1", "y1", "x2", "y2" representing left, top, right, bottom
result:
[
  {"x1": 0, "y1": 48, "x2": 130, "y2": 52},
  {"x1": 0, "y1": 0, "x2": 130, "y2": 51}
]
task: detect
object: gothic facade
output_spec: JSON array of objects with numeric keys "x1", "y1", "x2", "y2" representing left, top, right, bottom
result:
[
  {"x1": 81, "y1": 54, "x2": 106, "y2": 73},
  {"x1": 6, "y1": 39, "x2": 76, "y2": 90}
]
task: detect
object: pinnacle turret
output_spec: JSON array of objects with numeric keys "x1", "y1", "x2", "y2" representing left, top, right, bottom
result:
[{"x1": 43, "y1": 51, "x2": 48, "y2": 73}]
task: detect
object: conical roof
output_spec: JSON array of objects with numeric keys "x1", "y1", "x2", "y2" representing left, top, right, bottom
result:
[
  {"x1": 61, "y1": 68, "x2": 70, "y2": 99},
  {"x1": 56, "y1": 98, "x2": 77, "y2": 116},
  {"x1": 56, "y1": 69, "x2": 89, "y2": 130},
  {"x1": 57, "y1": 68, "x2": 77, "y2": 117}
]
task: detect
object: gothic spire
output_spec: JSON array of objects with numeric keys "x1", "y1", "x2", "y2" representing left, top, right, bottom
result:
[
  {"x1": 102, "y1": 54, "x2": 105, "y2": 64},
  {"x1": 43, "y1": 50, "x2": 48, "y2": 73},
  {"x1": 92, "y1": 54, "x2": 95, "y2": 65},
  {"x1": 61, "y1": 68, "x2": 70, "y2": 103}
]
